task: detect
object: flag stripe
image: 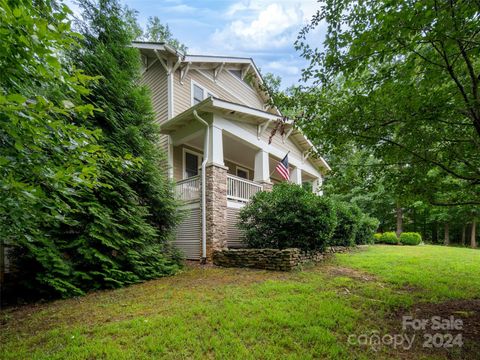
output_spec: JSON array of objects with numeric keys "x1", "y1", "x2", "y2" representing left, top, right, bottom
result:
[
  {"x1": 275, "y1": 153, "x2": 290, "y2": 180},
  {"x1": 276, "y1": 164, "x2": 289, "y2": 180}
]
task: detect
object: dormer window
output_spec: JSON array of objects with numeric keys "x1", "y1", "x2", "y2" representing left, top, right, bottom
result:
[{"x1": 192, "y1": 82, "x2": 214, "y2": 105}]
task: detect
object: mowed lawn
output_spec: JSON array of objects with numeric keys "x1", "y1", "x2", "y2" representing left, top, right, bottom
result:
[{"x1": 1, "y1": 245, "x2": 479, "y2": 360}]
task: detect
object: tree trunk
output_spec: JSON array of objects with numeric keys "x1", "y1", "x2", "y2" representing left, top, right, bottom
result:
[
  {"x1": 396, "y1": 203, "x2": 403, "y2": 238},
  {"x1": 444, "y1": 223, "x2": 450, "y2": 246},
  {"x1": 461, "y1": 225, "x2": 466, "y2": 246},
  {"x1": 471, "y1": 218, "x2": 477, "y2": 249}
]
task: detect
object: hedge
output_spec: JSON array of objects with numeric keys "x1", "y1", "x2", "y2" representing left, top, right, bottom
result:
[
  {"x1": 355, "y1": 216, "x2": 380, "y2": 245},
  {"x1": 400, "y1": 232, "x2": 422, "y2": 245},
  {"x1": 380, "y1": 232, "x2": 398, "y2": 244},
  {"x1": 329, "y1": 202, "x2": 359, "y2": 247},
  {"x1": 238, "y1": 183, "x2": 337, "y2": 251}
]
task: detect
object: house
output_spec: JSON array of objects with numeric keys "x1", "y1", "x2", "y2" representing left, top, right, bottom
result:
[{"x1": 133, "y1": 41, "x2": 331, "y2": 262}]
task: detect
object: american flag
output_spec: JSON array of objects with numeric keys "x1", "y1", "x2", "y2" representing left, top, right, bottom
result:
[{"x1": 275, "y1": 153, "x2": 290, "y2": 180}]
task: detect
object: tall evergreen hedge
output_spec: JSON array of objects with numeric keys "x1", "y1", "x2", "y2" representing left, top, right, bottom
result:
[{"x1": 3, "y1": 0, "x2": 181, "y2": 301}]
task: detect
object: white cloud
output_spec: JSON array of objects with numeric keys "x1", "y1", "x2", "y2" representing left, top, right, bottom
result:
[
  {"x1": 164, "y1": 4, "x2": 196, "y2": 13},
  {"x1": 212, "y1": 2, "x2": 312, "y2": 51},
  {"x1": 264, "y1": 60, "x2": 300, "y2": 76}
]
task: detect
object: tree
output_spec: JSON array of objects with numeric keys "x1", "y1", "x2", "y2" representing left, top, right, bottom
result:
[
  {"x1": 0, "y1": 0, "x2": 109, "y2": 298},
  {"x1": 62, "y1": 0, "x2": 182, "y2": 295},
  {"x1": 294, "y1": 0, "x2": 480, "y2": 206},
  {"x1": 142, "y1": 16, "x2": 187, "y2": 52}
]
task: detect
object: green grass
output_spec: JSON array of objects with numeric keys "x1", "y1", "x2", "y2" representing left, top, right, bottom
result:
[
  {"x1": 336, "y1": 245, "x2": 480, "y2": 301},
  {"x1": 1, "y1": 245, "x2": 479, "y2": 359}
]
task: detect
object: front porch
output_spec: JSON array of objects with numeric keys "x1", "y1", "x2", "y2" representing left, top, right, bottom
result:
[{"x1": 161, "y1": 99, "x2": 328, "y2": 261}]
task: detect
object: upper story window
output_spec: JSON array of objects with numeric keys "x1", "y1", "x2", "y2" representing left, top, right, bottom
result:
[
  {"x1": 229, "y1": 69, "x2": 254, "y2": 88},
  {"x1": 192, "y1": 82, "x2": 214, "y2": 105},
  {"x1": 229, "y1": 69, "x2": 242, "y2": 79}
]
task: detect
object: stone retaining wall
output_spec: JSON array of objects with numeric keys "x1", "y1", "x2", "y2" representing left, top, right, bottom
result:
[{"x1": 213, "y1": 246, "x2": 350, "y2": 271}]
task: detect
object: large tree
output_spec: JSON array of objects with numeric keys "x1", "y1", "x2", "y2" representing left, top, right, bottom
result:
[
  {"x1": 0, "y1": 0, "x2": 110, "y2": 298},
  {"x1": 65, "y1": 0, "x2": 181, "y2": 294},
  {"x1": 294, "y1": 0, "x2": 480, "y2": 206}
]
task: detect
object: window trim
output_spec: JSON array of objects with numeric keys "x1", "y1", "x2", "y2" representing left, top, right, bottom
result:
[
  {"x1": 191, "y1": 80, "x2": 216, "y2": 106},
  {"x1": 236, "y1": 166, "x2": 250, "y2": 180},
  {"x1": 182, "y1": 148, "x2": 203, "y2": 179}
]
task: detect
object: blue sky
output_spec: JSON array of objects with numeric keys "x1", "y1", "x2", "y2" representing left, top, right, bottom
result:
[{"x1": 69, "y1": 0, "x2": 326, "y2": 88}]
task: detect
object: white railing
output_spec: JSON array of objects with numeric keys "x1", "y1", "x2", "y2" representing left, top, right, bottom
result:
[
  {"x1": 227, "y1": 174, "x2": 263, "y2": 202},
  {"x1": 175, "y1": 176, "x2": 200, "y2": 202}
]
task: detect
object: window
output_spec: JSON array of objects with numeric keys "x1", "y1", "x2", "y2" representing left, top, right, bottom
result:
[
  {"x1": 193, "y1": 84, "x2": 203, "y2": 105},
  {"x1": 184, "y1": 151, "x2": 199, "y2": 178},
  {"x1": 229, "y1": 69, "x2": 242, "y2": 79},
  {"x1": 192, "y1": 82, "x2": 214, "y2": 105},
  {"x1": 236, "y1": 166, "x2": 249, "y2": 180}
]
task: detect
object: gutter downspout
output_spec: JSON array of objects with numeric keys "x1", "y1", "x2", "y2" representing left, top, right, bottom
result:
[{"x1": 193, "y1": 110, "x2": 209, "y2": 262}]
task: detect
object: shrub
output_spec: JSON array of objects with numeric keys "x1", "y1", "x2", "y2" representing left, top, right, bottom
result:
[
  {"x1": 355, "y1": 216, "x2": 380, "y2": 245},
  {"x1": 400, "y1": 232, "x2": 422, "y2": 245},
  {"x1": 238, "y1": 183, "x2": 337, "y2": 251},
  {"x1": 380, "y1": 232, "x2": 398, "y2": 244},
  {"x1": 329, "y1": 201, "x2": 359, "y2": 247},
  {"x1": 373, "y1": 233, "x2": 382, "y2": 243}
]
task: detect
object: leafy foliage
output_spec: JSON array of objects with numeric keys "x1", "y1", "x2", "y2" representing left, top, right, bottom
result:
[
  {"x1": 238, "y1": 183, "x2": 337, "y2": 251},
  {"x1": 0, "y1": 0, "x2": 109, "y2": 298},
  {"x1": 295, "y1": 0, "x2": 479, "y2": 203},
  {"x1": 329, "y1": 202, "x2": 360, "y2": 247},
  {"x1": 141, "y1": 16, "x2": 187, "y2": 52},
  {"x1": 400, "y1": 232, "x2": 422, "y2": 246},
  {"x1": 355, "y1": 216, "x2": 380, "y2": 245},
  {"x1": 62, "y1": 0, "x2": 182, "y2": 292},
  {"x1": 1, "y1": 0, "x2": 181, "y2": 300}
]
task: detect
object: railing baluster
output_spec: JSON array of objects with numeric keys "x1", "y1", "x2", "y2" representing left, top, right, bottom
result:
[{"x1": 226, "y1": 174, "x2": 263, "y2": 203}]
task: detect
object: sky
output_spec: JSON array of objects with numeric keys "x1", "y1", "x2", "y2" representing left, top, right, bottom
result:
[{"x1": 68, "y1": 0, "x2": 326, "y2": 88}]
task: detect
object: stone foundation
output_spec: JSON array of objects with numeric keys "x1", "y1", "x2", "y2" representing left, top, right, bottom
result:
[{"x1": 213, "y1": 247, "x2": 350, "y2": 271}]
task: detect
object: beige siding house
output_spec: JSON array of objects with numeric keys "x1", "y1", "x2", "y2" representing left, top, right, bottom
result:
[{"x1": 133, "y1": 41, "x2": 330, "y2": 262}]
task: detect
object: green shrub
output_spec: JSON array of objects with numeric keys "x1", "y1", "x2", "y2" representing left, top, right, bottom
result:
[
  {"x1": 400, "y1": 232, "x2": 422, "y2": 245},
  {"x1": 355, "y1": 216, "x2": 380, "y2": 245},
  {"x1": 373, "y1": 233, "x2": 383, "y2": 243},
  {"x1": 329, "y1": 202, "x2": 359, "y2": 247},
  {"x1": 238, "y1": 183, "x2": 337, "y2": 251},
  {"x1": 380, "y1": 232, "x2": 398, "y2": 244}
]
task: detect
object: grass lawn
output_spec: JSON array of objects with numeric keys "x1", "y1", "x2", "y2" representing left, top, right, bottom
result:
[{"x1": 1, "y1": 245, "x2": 479, "y2": 359}]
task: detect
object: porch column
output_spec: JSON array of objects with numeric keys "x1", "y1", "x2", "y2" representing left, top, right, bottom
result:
[
  {"x1": 312, "y1": 176, "x2": 323, "y2": 195},
  {"x1": 207, "y1": 124, "x2": 224, "y2": 167},
  {"x1": 290, "y1": 167, "x2": 302, "y2": 185},
  {"x1": 254, "y1": 149, "x2": 272, "y2": 190},
  {"x1": 167, "y1": 135, "x2": 174, "y2": 179},
  {"x1": 204, "y1": 122, "x2": 227, "y2": 261}
]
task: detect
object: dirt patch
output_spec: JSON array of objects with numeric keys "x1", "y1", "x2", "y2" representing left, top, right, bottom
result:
[
  {"x1": 384, "y1": 299, "x2": 480, "y2": 359},
  {"x1": 325, "y1": 266, "x2": 377, "y2": 282}
]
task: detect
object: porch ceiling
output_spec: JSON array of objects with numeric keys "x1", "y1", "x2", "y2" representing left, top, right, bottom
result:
[{"x1": 223, "y1": 133, "x2": 257, "y2": 170}]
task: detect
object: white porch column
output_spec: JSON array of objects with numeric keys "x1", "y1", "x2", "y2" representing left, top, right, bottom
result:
[
  {"x1": 290, "y1": 167, "x2": 302, "y2": 185},
  {"x1": 254, "y1": 150, "x2": 270, "y2": 183},
  {"x1": 312, "y1": 176, "x2": 323, "y2": 195},
  {"x1": 167, "y1": 135, "x2": 174, "y2": 179},
  {"x1": 207, "y1": 124, "x2": 224, "y2": 166}
]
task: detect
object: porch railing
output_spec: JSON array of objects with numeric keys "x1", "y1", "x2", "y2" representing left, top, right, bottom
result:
[
  {"x1": 227, "y1": 174, "x2": 263, "y2": 203},
  {"x1": 175, "y1": 176, "x2": 200, "y2": 202}
]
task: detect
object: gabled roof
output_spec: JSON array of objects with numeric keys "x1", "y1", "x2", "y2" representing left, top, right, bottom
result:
[
  {"x1": 132, "y1": 41, "x2": 330, "y2": 173},
  {"x1": 131, "y1": 41, "x2": 278, "y2": 114},
  {"x1": 161, "y1": 97, "x2": 331, "y2": 173}
]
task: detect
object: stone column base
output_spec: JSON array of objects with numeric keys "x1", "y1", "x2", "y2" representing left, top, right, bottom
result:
[{"x1": 205, "y1": 164, "x2": 228, "y2": 261}]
